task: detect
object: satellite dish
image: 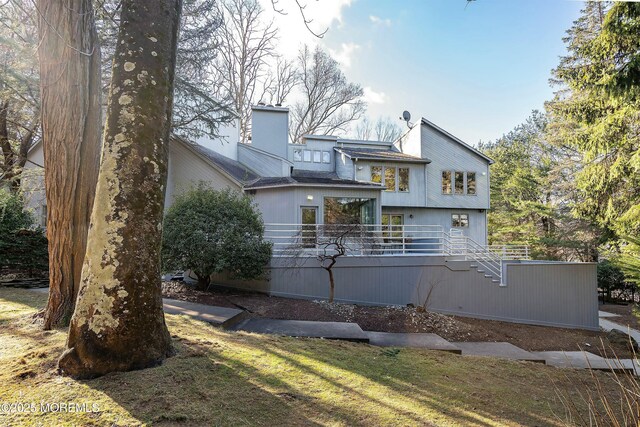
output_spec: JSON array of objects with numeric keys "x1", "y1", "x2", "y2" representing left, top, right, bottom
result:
[{"x1": 402, "y1": 110, "x2": 411, "y2": 122}]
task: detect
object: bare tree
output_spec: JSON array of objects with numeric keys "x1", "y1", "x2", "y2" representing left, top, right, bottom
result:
[
  {"x1": 35, "y1": 0, "x2": 102, "y2": 329},
  {"x1": 260, "y1": 56, "x2": 299, "y2": 106},
  {"x1": 290, "y1": 45, "x2": 366, "y2": 142},
  {"x1": 213, "y1": 0, "x2": 277, "y2": 141},
  {"x1": 0, "y1": 0, "x2": 40, "y2": 191},
  {"x1": 355, "y1": 116, "x2": 403, "y2": 142},
  {"x1": 58, "y1": 0, "x2": 180, "y2": 378}
]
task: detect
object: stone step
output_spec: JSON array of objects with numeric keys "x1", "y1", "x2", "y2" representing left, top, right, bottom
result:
[
  {"x1": 162, "y1": 298, "x2": 245, "y2": 327},
  {"x1": 452, "y1": 341, "x2": 546, "y2": 363},
  {"x1": 532, "y1": 351, "x2": 636, "y2": 373},
  {"x1": 365, "y1": 332, "x2": 461, "y2": 353},
  {"x1": 231, "y1": 318, "x2": 370, "y2": 342}
]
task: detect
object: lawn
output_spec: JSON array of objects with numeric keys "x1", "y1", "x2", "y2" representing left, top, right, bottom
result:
[{"x1": 0, "y1": 288, "x2": 625, "y2": 426}]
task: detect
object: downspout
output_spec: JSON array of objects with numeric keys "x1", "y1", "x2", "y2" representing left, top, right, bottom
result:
[{"x1": 353, "y1": 158, "x2": 358, "y2": 181}]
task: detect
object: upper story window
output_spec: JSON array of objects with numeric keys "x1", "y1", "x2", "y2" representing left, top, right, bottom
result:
[
  {"x1": 371, "y1": 166, "x2": 409, "y2": 192},
  {"x1": 303, "y1": 150, "x2": 311, "y2": 162},
  {"x1": 442, "y1": 170, "x2": 477, "y2": 196},
  {"x1": 293, "y1": 149, "x2": 303, "y2": 161},
  {"x1": 322, "y1": 151, "x2": 331, "y2": 163},
  {"x1": 451, "y1": 213, "x2": 469, "y2": 228},
  {"x1": 295, "y1": 148, "x2": 331, "y2": 163},
  {"x1": 313, "y1": 150, "x2": 321, "y2": 163}
]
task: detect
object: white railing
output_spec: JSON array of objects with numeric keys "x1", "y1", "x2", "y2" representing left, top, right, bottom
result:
[
  {"x1": 263, "y1": 223, "x2": 530, "y2": 285},
  {"x1": 486, "y1": 245, "x2": 530, "y2": 260},
  {"x1": 265, "y1": 223, "x2": 445, "y2": 256}
]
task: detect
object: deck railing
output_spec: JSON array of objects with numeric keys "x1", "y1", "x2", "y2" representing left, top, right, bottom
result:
[{"x1": 486, "y1": 245, "x2": 530, "y2": 260}]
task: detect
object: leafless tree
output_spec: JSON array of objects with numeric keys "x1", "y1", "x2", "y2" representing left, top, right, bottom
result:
[
  {"x1": 58, "y1": 0, "x2": 179, "y2": 378},
  {"x1": 355, "y1": 116, "x2": 403, "y2": 142},
  {"x1": 35, "y1": 0, "x2": 102, "y2": 329},
  {"x1": 260, "y1": 56, "x2": 299, "y2": 106},
  {"x1": 213, "y1": 0, "x2": 277, "y2": 141},
  {"x1": 290, "y1": 45, "x2": 366, "y2": 142},
  {"x1": 0, "y1": 0, "x2": 40, "y2": 191}
]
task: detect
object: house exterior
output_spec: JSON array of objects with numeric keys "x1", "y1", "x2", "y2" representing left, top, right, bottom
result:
[{"x1": 164, "y1": 105, "x2": 493, "y2": 245}]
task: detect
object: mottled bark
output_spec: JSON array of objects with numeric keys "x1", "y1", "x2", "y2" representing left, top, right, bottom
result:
[
  {"x1": 36, "y1": 0, "x2": 102, "y2": 329},
  {"x1": 58, "y1": 0, "x2": 181, "y2": 379}
]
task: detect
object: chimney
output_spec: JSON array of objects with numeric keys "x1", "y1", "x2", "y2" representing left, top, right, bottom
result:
[{"x1": 250, "y1": 105, "x2": 289, "y2": 159}]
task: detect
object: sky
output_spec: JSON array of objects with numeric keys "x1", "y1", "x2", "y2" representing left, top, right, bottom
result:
[{"x1": 259, "y1": 0, "x2": 584, "y2": 145}]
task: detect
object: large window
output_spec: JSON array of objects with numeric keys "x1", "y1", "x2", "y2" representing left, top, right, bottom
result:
[
  {"x1": 384, "y1": 167, "x2": 396, "y2": 192},
  {"x1": 451, "y1": 213, "x2": 469, "y2": 228},
  {"x1": 398, "y1": 168, "x2": 409, "y2": 192},
  {"x1": 467, "y1": 172, "x2": 476, "y2": 195},
  {"x1": 324, "y1": 197, "x2": 375, "y2": 224},
  {"x1": 371, "y1": 166, "x2": 409, "y2": 192},
  {"x1": 442, "y1": 171, "x2": 452, "y2": 194},
  {"x1": 442, "y1": 170, "x2": 477, "y2": 196},
  {"x1": 301, "y1": 207, "x2": 317, "y2": 248}
]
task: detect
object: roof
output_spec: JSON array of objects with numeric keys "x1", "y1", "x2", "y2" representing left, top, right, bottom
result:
[
  {"x1": 334, "y1": 147, "x2": 430, "y2": 164},
  {"x1": 244, "y1": 170, "x2": 383, "y2": 190},
  {"x1": 171, "y1": 137, "x2": 258, "y2": 184},
  {"x1": 420, "y1": 118, "x2": 494, "y2": 164}
]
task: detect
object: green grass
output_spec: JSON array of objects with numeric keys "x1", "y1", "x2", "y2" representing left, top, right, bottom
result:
[{"x1": 0, "y1": 288, "x2": 624, "y2": 426}]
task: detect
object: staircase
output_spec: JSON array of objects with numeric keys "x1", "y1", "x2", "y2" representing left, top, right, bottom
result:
[{"x1": 445, "y1": 229, "x2": 504, "y2": 285}]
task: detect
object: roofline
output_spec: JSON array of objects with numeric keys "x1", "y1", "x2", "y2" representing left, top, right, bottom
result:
[
  {"x1": 334, "y1": 148, "x2": 431, "y2": 164},
  {"x1": 171, "y1": 137, "x2": 246, "y2": 187},
  {"x1": 243, "y1": 182, "x2": 384, "y2": 191},
  {"x1": 252, "y1": 105, "x2": 289, "y2": 113},
  {"x1": 336, "y1": 138, "x2": 392, "y2": 146},
  {"x1": 303, "y1": 134, "x2": 338, "y2": 142},
  {"x1": 420, "y1": 118, "x2": 494, "y2": 164},
  {"x1": 238, "y1": 142, "x2": 294, "y2": 166}
]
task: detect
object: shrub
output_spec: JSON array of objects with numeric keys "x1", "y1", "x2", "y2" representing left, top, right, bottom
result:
[
  {"x1": 0, "y1": 189, "x2": 33, "y2": 235},
  {"x1": 0, "y1": 189, "x2": 47, "y2": 275},
  {"x1": 161, "y1": 186, "x2": 272, "y2": 290},
  {"x1": 597, "y1": 259, "x2": 630, "y2": 303}
]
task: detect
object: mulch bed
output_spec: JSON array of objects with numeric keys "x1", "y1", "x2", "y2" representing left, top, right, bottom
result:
[{"x1": 162, "y1": 281, "x2": 636, "y2": 358}]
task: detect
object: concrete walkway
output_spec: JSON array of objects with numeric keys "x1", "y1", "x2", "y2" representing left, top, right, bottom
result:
[{"x1": 21, "y1": 287, "x2": 640, "y2": 373}]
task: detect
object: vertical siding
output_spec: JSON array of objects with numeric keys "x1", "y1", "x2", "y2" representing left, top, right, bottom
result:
[
  {"x1": 213, "y1": 257, "x2": 599, "y2": 330},
  {"x1": 289, "y1": 139, "x2": 337, "y2": 173},
  {"x1": 195, "y1": 118, "x2": 240, "y2": 160},
  {"x1": 250, "y1": 107, "x2": 289, "y2": 158},
  {"x1": 21, "y1": 143, "x2": 46, "y2": 225},
  {"x1": 238, "y1": 144, "x2": 291, "y2": 177},
  {"x1": 166, "y1": 139, "x2": 241, "y2": 210},
  {"x1": 355, "y1": 161, "x2": 426, "y2": 207},
  {"x1": 335, "y1": 151, "x2": 355, "y2": 179},
  {"x1": 421, "y1": 124, "x2": 490, "y2": 209}
]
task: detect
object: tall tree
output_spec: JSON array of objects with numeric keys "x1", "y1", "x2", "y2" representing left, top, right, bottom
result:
[
  {"x1": 290, "y1": 45, "x2": 365, "y2": 142},
  {"x1": 58, "y1": 0, "x2": 180, "y2": 378},
  {"x1": 213, "y1": 0, "x2": 277, "y2": 141},
  {"x1": 0, "y1": 0, "x2": 40, "y2": 191},
  {"x1": 546, "y1": 2, "x2": 640, "y2": 242},
  {"x1": 36, "y1": 0, "x2": 102, "y2": 329},
  {"x1": 355, "y1": 116, "x2": 403, "y2": 142}
]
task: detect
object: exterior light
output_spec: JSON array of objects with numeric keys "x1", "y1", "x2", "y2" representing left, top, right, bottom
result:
[{"x1": 307, "y1": 195, "x2": 313, "y2": 201}]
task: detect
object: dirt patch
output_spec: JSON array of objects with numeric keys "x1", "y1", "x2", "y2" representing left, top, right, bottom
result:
[
  {"x1": 162, "y1": 281, "x2": 634, "y2": 358},
  {"x1": 601, "y1": 303, "x2": 640, "y2": 330}
]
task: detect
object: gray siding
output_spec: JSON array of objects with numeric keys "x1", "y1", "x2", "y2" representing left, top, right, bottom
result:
[
  {"x1": 421, "y1": 124, "x2": 490, "y2": 209},
  {"x1": 288, "y1": 138, "x2": 336, "y2": 172},
  {"x1": 209, "y1": 257, "x2": 598, "y2": 330},
  {"x1": 335, "y1": 151, "x2": 355, "y2": 180},
  {"x1": 253, "y1": 186, "x2": 382, "y2": 224},
  {"x1": 166, "y1": 139, "x2": 241, "y2": 210},
  {"x1": 22, "y1": 143, "x2": 46, "y2": 226},
  {"x1": 195, "y1": 118, "x2": 240, "y2": 160},
  {"x1": 381, "y1": 207, "x2": 487, "y2": 244},
  {"x1": 238, "y1": 144, "x2": 291, "y2": 177},
  {"x1": 250, "y1": 106, "x2": 289, "y2": 158},
  {"x1": 355, "y1": 161, "x2": 427, "y2": 207}
]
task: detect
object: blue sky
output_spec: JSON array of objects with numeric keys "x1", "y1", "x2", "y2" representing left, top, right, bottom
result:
[{"x1": 263, "y1": 0, "x2": 584, "y2": 145}]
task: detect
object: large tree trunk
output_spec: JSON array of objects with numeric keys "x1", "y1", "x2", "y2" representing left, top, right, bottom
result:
[
  {"x1": 36, "y1": 0, "x2": 102, "y2": 329},
  {"x1": 58, "y1": 0, "x2": 181, "y2": 379}
]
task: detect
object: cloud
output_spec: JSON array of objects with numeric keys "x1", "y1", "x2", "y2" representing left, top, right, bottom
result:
[
  {"x1": 369, "y1": 15, "x2": 392, "y2": 27},
  {"x1": 328, "y1": 42, "x2": 360, "y2": 68},
  {"x1": 260, "y1": 0, "x2": 354, "y2": 59},
  {"x1": 363, "y1": 86, "x2": 387, "y2": 104}
]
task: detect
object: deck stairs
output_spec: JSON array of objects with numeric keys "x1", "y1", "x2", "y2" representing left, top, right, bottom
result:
[{"x1": 445, "y1": 229, "x2": 503, "y2": 285}]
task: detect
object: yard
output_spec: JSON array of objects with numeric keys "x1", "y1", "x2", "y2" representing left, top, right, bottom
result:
[
  {"x1": 0, "y1": 287, "x2": 632, "y2": 426},
  {"x1": 162, "y1": 282, "x2": 634, "y2": 358}
]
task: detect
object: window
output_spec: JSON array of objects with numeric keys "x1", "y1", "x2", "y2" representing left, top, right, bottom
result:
[
  {"x1": 455, "y1": 172, "x2": 464, "y2": 194},
  {"x1": 41, "y1": 205, "x2": 47, "y2": 228},
  {"x1": 382, "y1": 214, "x2": 403, "y2": 239},
  {"x1": 467, "y1": 172, "x2": 476, "y2": 195},
  {"x1": 370, "y1": 166, "x2": 382, "y2": 184},
  {"x1": 451, "y1": 213, "x2": 469, "y2": 228},
  {"x1": 384, "y1": 167, "x2": 396, "y2": 192},
  {"x1": 398, "y1": 168, "x2": 409, "y2": 192},
  {"x1": 293, "y1": 149, "x2": 303, "y2": 162},
  {"x1": 303, "y1": 150, "x2": 311, "y2": 162},
  {"x1": 301, "y1": 207, "x2": 317, "y2": 248},
  {"x1": 313, "y1": 150, "x2": 321, "y2": 163},
  {"x1": 324, "y1": 197, "x2": 375, "y2": 224},
  {"x1": 442, "y1": 171, "x2": 452, "y2": 194},
  {"x1": 322, "y1": 151, "x2": 331, "y2": 163}
]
